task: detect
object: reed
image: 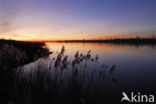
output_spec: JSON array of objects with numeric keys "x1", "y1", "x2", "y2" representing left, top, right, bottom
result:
[{"x1": 0, "y1": 46, "x2": 118, "y2": 104}]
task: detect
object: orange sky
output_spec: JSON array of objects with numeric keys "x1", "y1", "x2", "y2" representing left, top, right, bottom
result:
[
  {"x1": 0, "y1": 0, "x2": 156, "y2": 41},
  {"x1": 0, "y1": 32, "x2": 154, "y2": 41}
]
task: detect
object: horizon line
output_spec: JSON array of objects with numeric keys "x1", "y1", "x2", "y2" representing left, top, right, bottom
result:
[{"x1": 1, "y1": 37, "x2": 155, "y2": 42}]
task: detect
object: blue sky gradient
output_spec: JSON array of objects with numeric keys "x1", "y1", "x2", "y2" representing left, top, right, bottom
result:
[{"x1": 0, "y1": 0, "x2": 156, "y2": 40}]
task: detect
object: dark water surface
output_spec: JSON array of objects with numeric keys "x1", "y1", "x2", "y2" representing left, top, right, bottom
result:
[
  {"x1": 46, "y1": 42, "x2": 156, "y2": 101},
  {"x1": 18, "y1": 42, "x2": 156, "y2": 103}
]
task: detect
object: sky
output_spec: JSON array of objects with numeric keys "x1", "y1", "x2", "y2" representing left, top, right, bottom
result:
[{"x1": 0, "y1": 0, "x2": 156, "y2": 41}]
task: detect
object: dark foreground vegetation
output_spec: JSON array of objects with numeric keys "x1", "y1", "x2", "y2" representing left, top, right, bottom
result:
[
  {"x1": 0, "y1": 39, "x2": 52, "y2": 104},
  {"x1": 0, "y1": 41, "x2": 118, "y2": 104},
  {"x1": 0, "y1": 39, "x2": 51, "y2": 67}
]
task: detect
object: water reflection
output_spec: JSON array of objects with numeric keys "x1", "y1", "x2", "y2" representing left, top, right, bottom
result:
[
  {"x1": 1, "y1": 42, "x2": 156, "y2": 104},
  {"x1": 46, "y1": 42, "x2": 156, "y2": 101},
  {"x1": 17, "y1": 46, "x2": 118, "y2": 104}
]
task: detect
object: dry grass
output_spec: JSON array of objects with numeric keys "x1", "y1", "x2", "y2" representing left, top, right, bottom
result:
[
  {"x1": 0, "y1": 46, "x2": 118, "y2": 104},
  {"x1": 13, "y1": 46, "x2": 118, "y2": 104},
  {"x1": 0, "y1": 44, "x2": 28, "y2": 68}
]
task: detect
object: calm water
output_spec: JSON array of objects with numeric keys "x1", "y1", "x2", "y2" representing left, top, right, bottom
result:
[
  {"x1": 46, "y1": 42, "x2": 156, "y2": 93},
  {"x1": 18, "y1": 42, "x2": 156, "y2": 103}
]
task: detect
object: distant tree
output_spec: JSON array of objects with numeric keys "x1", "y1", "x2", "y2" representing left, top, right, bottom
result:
[
  {"x1": 152, "y1": 36, "x2": 155, "y2": 39},
  {"x1": 135, "y1": 36, "x2": 140, "y2": 39}
]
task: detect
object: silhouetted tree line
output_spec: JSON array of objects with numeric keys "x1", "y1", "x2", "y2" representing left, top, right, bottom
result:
[{"x1": 54, "y1": 38, "x2": 156, "y2": 45}]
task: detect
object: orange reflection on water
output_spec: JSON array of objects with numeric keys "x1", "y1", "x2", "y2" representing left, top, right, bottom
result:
[{"x1": 46, "y1": 42, "x2": 155, "y2": 60}]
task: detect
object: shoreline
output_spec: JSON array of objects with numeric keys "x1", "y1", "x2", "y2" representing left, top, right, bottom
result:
[{"x1": 0, "y1": 39, "x2": 51, "y2": 68}]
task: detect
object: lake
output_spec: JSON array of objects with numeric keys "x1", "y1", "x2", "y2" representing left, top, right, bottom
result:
[
  {"x1": 19, "y1": 42, "x2": 156, "y2": 103},
  {"x1": 46, "y1": 42, "x2": 156, "y2": 99}
]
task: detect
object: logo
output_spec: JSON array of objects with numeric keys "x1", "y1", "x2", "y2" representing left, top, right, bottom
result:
[{"x1": 121, "y1": 92, "x2": 155, "y2": 103}]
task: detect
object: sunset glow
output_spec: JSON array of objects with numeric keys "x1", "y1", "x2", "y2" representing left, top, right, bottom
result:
[{"x1": 0, "y1": 0, "x2": 156, "y2": 41}]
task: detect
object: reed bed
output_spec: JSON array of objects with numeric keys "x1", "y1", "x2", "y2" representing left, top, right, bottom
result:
[
  {"x1": 15, "y1": 46, "x2": 117, "y2": 104},
  {"x1": 0, "y1": 46, "x2": 118, "y2": 104}
]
